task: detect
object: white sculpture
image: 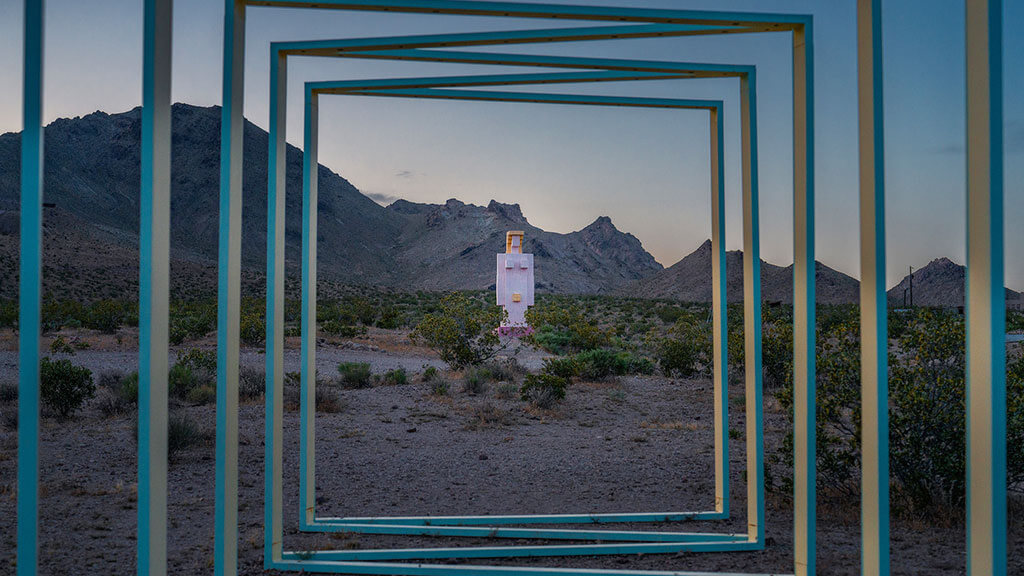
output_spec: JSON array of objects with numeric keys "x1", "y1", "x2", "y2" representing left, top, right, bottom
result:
[{"x1": 495, "y1": 230, "x2": 534, "y2": 335}]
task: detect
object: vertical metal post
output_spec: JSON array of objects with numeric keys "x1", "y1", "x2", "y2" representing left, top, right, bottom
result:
[
  {"x1": 709, "y1": 105, "x2": 728, "y2": 516},
  {"x1": 265, "y1": 47, "x2": 287, "y2": 568},
  {"x1": 792, "y1": 20, "x2": 817, "y2": 576},
  {"x1": 857, "y1": 2, "x2": 889, "y2": 575},
  {"x1": 139, "y1": 0, "x2": 172, "y2": 574},
  {"x1": 217, "y1": 1, "x2": 244, "y2": 574},
  {"x1": 17, "y1": 1, "x2": 44, "y2": 574},
  {"x1": 965, "y1": 1, "x2": 1006, "y2": 575},
  {"x1": 299, "y1": 87, "x2": 320, "y2": 528},
  {"x1": 739, "y1": 71, "x2": 764, "y2": 545}
]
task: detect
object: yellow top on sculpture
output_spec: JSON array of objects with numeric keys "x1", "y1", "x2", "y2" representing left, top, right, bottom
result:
[{"x1": 505, "y1": 230, "x2": 525, "y2": 254}]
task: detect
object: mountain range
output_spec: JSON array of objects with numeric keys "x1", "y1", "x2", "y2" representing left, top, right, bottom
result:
[{"x1": 0, "y1": 103, "x2": 1019, "y2": 309}]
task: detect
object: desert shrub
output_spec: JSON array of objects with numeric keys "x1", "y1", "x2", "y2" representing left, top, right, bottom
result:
[
  {"x1": 776, "y1": 317, "x2": 861, "y2": 498},
  {"x1": 520, "y1": 373, "x2": 568, "y2": 409},
  {"x1": 430, "y1": 379, "x2": 451, "y2": 397},
  {"x1": 421, "y1": 365, "x2": 439, "y2": 382},
  {"x1": 485, "y1": 358, "x2": 527, "y2": 383},
  {"x1": 1008, "y1": 310, "x2": 1024, "y2": 333},
  {"x1": 97, "y1": 371, "x2": 138, "y2": 417},
  {"x1": 573, "y1": 349, "x2": 653, "y2": 380},
  {"x1": 655, "y1": 305, "x2": 686, "y2": 325},
  {"x1": 726, "y1": 305, "x2": 793, "y2": 388},
  {"x1": 887, "y1": 309, "x2": 968, "y2": 511},
  {"x1": 525, "y1": 303, "x2": 609, "y2": 354},
  {"x1": 650, "y1": 311, "x2": 712, "y2": 378},
  {"x1": 462, "y1": 368, "x2": 490, "y2": 395},
  {"x1": 41, "y1": 299, "x2": 85, "y2": 332},
  {"x1": 1006, "y1": 355, "x2": 1024, "y2": 489},
  {"x1": 177, "y1": 348, "x2": 216, "y2": 372},
  {"x1": 86, "y1": 299, "x2": 128, "y2": 333},
  {"x1": 168, "y1": 363, "x2": 210, "y2": 401},
  {"x1": 239, "y1": 367, "x2": 266, "y2": 401},
  {"x1": 316, "y1": 386, "x2": 345, "y2": 413},
  {"x1": 97, "y1": 370, "x2": 125, "y2": 391},
  {"x1": 169, "y1": 300, "x2": 216, "y2": 345},
  {"x1": 529, "y1": 328, "x2": 573, "y2": 356},
  {"x1": 39, "y1": 357, "x2": 95, "y2": 419},
  {"x1": 49, "y1": 336, "x2": 76, "y2": 355},
  {"x1": 1, "y1": 409, "x2": 17, "y2": 430},
  {"x1": 376, "y1": 306, "x2": 402, "y2": 329},
  {"x1": 168, "y1": 411, "x2": 208, "y2": 458},
  {"x1": 495, "y1": 382, "x2": 519, "y2": 400},
  {"x1": 775, "y1": 308, "x2": 1024, "y2": 515},
  {"x1": 186, "y1": 385, "x2": 217, "y2": 405},
  {"x1": 239, "y1": 298, "x2": 266, "y2": 346},
  {"x1": 321, "y1": 320, "x2": 366, "y2": 338},
  {"x1": 0, "y1": 381, "x2": 18, "y2": 403},
  {"x1": 381, "y1": 368, "x2": 408, "y2": 386},
  {"x1": 337, "y1": 362, "x2": 372, "y2": 388},
  {"x1": 0, "y1": 299, "x2": 17, "y2": 328},
  {"x1": 467, "y1": 402, "x2": 511, "y2": 429},
  {"x1": 411, "y1": 292, "x2": 506, "y2": 370},
  {"x1": 542, "y1": 356, "x2": 580, "y2": 380}
]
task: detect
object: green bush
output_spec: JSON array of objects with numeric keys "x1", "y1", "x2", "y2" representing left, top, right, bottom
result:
[
  {"x1": 239, "y1": 298, "x2": 266, "y2": 346},
  {"x1": 382, "y1": 368, "x2": 408, "y2": 386},
  {"x1": 376, "y1": 306, "x2": 402, "y2": 329},
  {"x1": 169, "y1": 300, "x2": 216, "y2": 345},
  {"x1": 322, "y1": 320, "x2": 366, "y2": 338},
  {"x1": 239, "y1": 367, "x2": 266, "y2": 401},
  {"x1": 168, "y1": 363, "x2": 211, "y2": 401},
  {"x1": 40, "y1": 357, "x2": 95, "y2": 419},
  {"x1": 177, "y1": 348, "x2": 216, "y2": 372},
  {"x1": 49, "y1": 336, "x2": 76, "y2": 355},
  {"x1": 0, "y1": 299, "x2": 17, "y2": 328},
  {"x1": 649, "y1": 311, "x2": 712, "y2": 378},
  {"x1": 462, "y1": 368, "x2": 490, "y2": 395},
  {"x1": 430, "y1": 379, "x2": 451, "y2": 397},
  {"x1": 86, "y1": 299, "x2": 127, "y2": 333},
  {"x1": 0, "y1": 381, "x2": 18, "y2": 403},
  {"x1": 573, "y1": 349, "x2": 653, "y2": 380},
  {"x1": 168, "y1": 411, "x2": 208, "y2": 459},
  {"x1": 541, "y1": 356, "x2": 579, "y2": 380},
  {"x1": 525, "y1": 303, "x2": 609, "y2": 354},
  {"x1": 411, "y1": 292, "x2": 506, "y2": 370},
  {"x1": 520, "y1": 373, "x2": 568, "y2": 409},
  {"x1": 337, "y1": 362, "x2": 372, "y2": 388},
  {"x1": 775, "y1": 307, "x2": 1024, "y2": 515},
  {"x1": 421, "y1": 365, "x2": 439, "y2": 382}
]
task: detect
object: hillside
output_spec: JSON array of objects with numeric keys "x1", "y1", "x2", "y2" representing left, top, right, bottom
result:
[
  {"x1": 886, "y1": 257, "x2": 1021, "y2": 307},
  {"x1": 624, "y1": 239, "x2": 861, "y2": 304},
  {"x1": 0, "y1": 104, "x2": 661, "y2": 299}
]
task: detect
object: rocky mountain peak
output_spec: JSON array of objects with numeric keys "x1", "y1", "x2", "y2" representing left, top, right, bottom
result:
[{"x1": 485, "y1": 200, "x2": 527, "y2": 223}]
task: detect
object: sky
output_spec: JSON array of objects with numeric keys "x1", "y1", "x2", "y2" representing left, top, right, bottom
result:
[{"x1": 0, "y1": 0, "x2": 1022, "y2": 289}]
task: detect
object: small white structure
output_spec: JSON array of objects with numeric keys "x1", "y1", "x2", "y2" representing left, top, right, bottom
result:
[{"x1": 496, "y1": 230, "x2": 534, "y2": 333}]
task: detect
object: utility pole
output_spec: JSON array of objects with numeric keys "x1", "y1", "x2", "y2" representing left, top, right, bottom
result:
[{"x1": 909, "y1": 266, "x2": 914, "y2": 308}]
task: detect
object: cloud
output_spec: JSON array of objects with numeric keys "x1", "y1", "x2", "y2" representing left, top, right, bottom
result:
[
  {"x1": 365, "y1": 192, "x2": 400, "y2": 205},
  {"x1": 395, "y1": 170, "x2": 415, "y2": 179}
]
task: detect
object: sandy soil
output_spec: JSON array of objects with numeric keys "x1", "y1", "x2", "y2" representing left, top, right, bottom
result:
[{"x1": 0, "y1": 333, "x2": 1020, "y2": 575}]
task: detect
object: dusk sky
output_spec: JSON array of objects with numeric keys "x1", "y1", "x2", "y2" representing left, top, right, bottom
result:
[{"x1": 0, "y1": 0, "x2": 1021, "y2": 289}]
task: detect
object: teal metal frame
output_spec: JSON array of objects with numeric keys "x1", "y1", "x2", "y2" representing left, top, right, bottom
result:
[
  {"x1": 267, "y1": 79, "x2": 764, "y2": 572},
  {"x1": 265, "y1": 40, "x2": 765, "y2": 547},
  {"x1": 283, "y1": 78, "x2": 744, "y2": 554}
]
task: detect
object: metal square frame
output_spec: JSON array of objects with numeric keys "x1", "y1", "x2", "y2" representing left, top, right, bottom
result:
[
  {"x1": 271, "y1": 77, "x2": 746, "y2": 564},
  {"x1": 265, "y1": 40, "x2": 765, "y2": 552}
]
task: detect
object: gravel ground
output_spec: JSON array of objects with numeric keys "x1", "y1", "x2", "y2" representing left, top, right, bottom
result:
[{"x1": 0, "y1": 339, "x2": 1020, "y2": 575}]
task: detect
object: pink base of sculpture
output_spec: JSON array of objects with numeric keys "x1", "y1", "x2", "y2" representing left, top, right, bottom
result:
[{"x1": 495, "y1": 326, "x2": 534, "y2": 338}]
